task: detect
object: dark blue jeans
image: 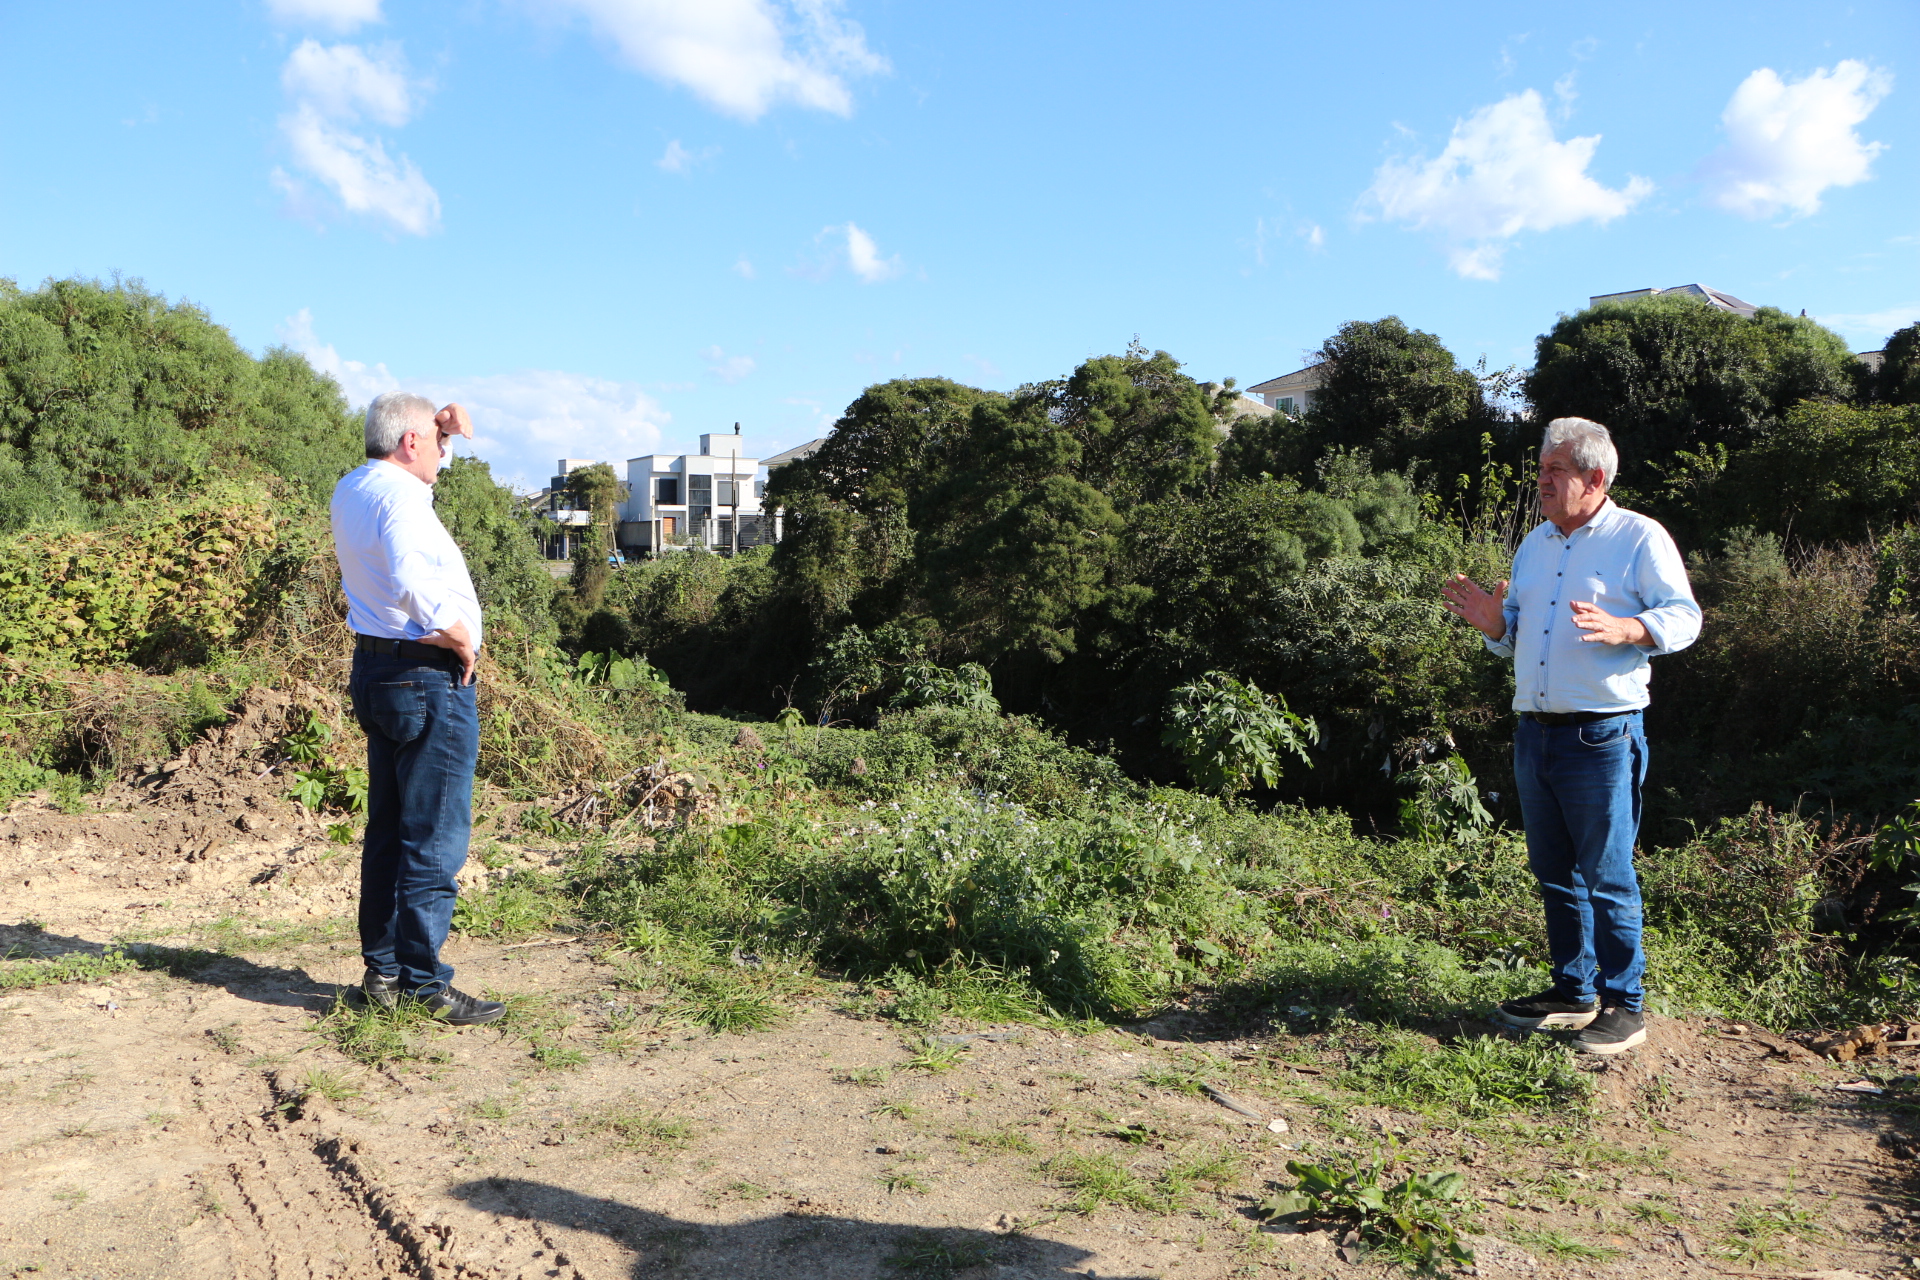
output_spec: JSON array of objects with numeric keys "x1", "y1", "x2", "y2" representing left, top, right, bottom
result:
[
  {"x1": 1513, "y1": 711, "x2": 1648, "y2": 1013},
  {"x1": 350, "y1": 650, "x2": 478, "y2": 994}
]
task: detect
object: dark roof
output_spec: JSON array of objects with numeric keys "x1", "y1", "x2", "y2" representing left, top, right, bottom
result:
[{"x1": 763, "y1": 437, "x2": 828, "y2": 469}]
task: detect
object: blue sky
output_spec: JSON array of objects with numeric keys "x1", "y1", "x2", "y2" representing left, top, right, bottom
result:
[{"x1": 2, "y1": 1, "x2": 1915, "y2": 488}]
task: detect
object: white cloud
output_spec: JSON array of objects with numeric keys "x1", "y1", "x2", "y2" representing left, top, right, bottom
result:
[
  {"x1": 656, "y1": 138, "x2": 719, "y2": 173},
  {"x1": 658, "y1": 139, "x2": 694, "y2": 172},
  {"x1": 1363, "y1": 89, "x2": 1651, "y2": 280},
  {"x1": 276, "y1": 40, "x2": 439, "y2": 236},
  {"x1": 839, "y1": 221, "x2": 901, "y2": 283},
  {"x1": 546, "y1": 0, "x2": 888, "y2": 121},
  {"x1": 278, "y1": 307, "x2": 399, "y2": 407},
  {"x1": 279, "y1": 310, "x2": 670, "y2": 489},
  {"x1": 1700, "y1": 61, "x2": 1892, "y2": 220},
  {"x1": 701, "y1": 344, "x2": 757, "y2": 382},
  {"x1": 280, "y1": 104, "x2": 441, "y2": 235},
  {"x1": 282, "y1": 39, "x2": 417, "y2": 126},
  {"x1": 1552, "y1": 71, "x2": 1577, "y2": 118},
  {"x1": 732, "y1": 255, "x2": 756, "y2": 279},
  {"x1": 265, "y1": 0, "x2": 383, "y2": 32},
  {"x1": 1813, "y1": 305, "x2": 1920, "y2": 348},
  {"x1": 1303, "y1": 223, "x2": 1326, "y2": 251}
]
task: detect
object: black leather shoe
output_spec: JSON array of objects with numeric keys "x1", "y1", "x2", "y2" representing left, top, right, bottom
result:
[
  {"x1": 1491, "y1": 987, "x2": 1599, "y2": 1031},
  {"x1": 408, "y1": 985, "x2": 506, "y2": 1026},
  {"x1": 353, "y1": 968, "x2": 401, "y2": 1011},
  {"x1": 1575, "y1": 1006, "x2": 1647, "y2": 1055}
]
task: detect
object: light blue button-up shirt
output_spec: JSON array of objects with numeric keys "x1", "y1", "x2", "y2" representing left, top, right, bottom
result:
[
  {"x1": 331, "y1": 460, "x2": 484, "y2": 650},
  {"x1": 1487, "y1": 499, "x2": 1700, "y2": 714}
]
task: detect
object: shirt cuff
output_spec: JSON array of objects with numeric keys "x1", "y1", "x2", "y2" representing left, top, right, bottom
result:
[
  {"x1": 1483, "y1": 628, "x2": 1514, "y2": 658},
  {"x1": 418, "y1": 602, "x2": 466, "y2": 638},
  {"x1": 1636, "y1": 612, "x2": 1672, "y2": 655}
]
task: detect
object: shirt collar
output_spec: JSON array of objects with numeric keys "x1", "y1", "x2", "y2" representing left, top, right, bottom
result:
[{"x1": 1544, "y1": 497, "x2": 1617, "y2": 542}]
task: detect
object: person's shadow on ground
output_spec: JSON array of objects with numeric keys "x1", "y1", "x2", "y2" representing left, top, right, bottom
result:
[
  {"x1": 0, "y1": 920, "x2": 345, "y2": 1011},
  {"x1": 452, "y1": 1177, "x2": 1158, "y2": 1280}
]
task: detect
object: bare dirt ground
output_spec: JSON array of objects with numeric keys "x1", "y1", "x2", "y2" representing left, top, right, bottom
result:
[{"x1": 2, "y1": 710, "x2": 1917, "y2": 1280}]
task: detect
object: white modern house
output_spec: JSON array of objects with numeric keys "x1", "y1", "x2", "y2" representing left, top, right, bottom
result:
[
  {"x1": 614, "y1": 426, "x2": 779, "y2": 558},
  {"x1": 1245, "y1": 365, "x2": 1325, "y2": 415},
  {"x1": 536, "y1": 458, "x2": 613, "y2": 560}
]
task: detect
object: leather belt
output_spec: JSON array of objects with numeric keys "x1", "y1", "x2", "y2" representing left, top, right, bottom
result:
[
  {"x1": 1523, "y1": 710, "x2": 1631, "y2": 727},
  {"x1": 354, "y1": 633, "x2": 455, "y2": 663}
]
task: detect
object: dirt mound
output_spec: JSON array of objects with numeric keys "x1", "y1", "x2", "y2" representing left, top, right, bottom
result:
[{"x1": 0, "y1": 684, "x2": 362, "y2": 937}]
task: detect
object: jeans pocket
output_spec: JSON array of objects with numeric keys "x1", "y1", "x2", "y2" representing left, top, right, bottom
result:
[
  {"x1": 358, "y1": 679, "x2": 429, "y2": 744},
  {"x1": 1578, "y1": 719, "x2": 1628, "y2": 747}
]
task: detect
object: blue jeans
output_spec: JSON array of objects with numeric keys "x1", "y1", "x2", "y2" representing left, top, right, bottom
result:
[
  {"x1": 350, "y1": 650, "x2": 478, "y2": 994},
  {"x1": 1513, "y1": 711, "x2": 1648, "y2": 1012}
]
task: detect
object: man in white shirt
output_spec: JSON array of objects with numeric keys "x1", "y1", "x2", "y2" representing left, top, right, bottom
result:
[
  {"x1": 330, "y1": 391, "x2": 503, "y2": 1025},
  {"x1": 1442, "y1": 418, "x2": 1701, "y2": 1054}
]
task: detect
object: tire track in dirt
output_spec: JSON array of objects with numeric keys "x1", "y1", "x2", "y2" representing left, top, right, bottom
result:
[{"x1": 179, "y1": 1071, "x2": 575, "y2": 1280}]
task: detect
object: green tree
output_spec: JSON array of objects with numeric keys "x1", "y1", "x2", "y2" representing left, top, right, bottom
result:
[
  {"x1": 1027, "y1": 342, "x2": 1228, "y2": 510},
  {"x1": 432, "y1": 455, "x2": 554, "y2": 638},
  {"x1": 0, "y1": 276, "x2": 360, "y2": 529},
  {"x1": 912, "y1": 396, "x2": 1123, "y2": 662},
  {"x1": 1711, "y1": 401, "x2": 1920, "y2": 543},
  {"x1": 1302, "y1": 317, "x2": 1491, "y2": 482},
  {"x1": 1875, "y1": 324, "x2": 1920, "y2": 407},
  {"x1": 764, "y1": 377, "x2": 994, "y2": 625},
  {"x1": 1525, "y1": 294, "x2": 1856, "y2": 490},
  {"x1": 564, "y1": 461, "x2": 625, "y2": 551}
]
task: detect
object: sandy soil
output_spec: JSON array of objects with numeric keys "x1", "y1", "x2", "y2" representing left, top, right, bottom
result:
[{"x1": 1, "y1": 705, "x2": 1916, "y2": 1280}]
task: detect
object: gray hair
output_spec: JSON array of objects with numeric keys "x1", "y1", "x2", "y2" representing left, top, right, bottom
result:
[
  {"x1": 365, "y1": 392, "x2": 437, "y2": 459},
  {"x1": 1541, "y1": 417, "x2": 1618, "y2": 489}
]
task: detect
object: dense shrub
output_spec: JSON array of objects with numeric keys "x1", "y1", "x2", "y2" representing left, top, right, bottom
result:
[{"x1": 0, "y1": 479, "x2": 282, "y2": 669}]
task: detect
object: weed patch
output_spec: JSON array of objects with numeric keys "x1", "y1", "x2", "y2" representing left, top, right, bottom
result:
[
  {"x1": 1046, "y1": 1152, "x2": 1158, "y2": 1214},
  {"x1": 902, "y1": 1037, "x2": 968, "y2": 1073},
  {"x1": 453, "y1": 870, "x2": 567, "y2": 941},
  {"x1": 1716, "y1": 1183, "x2": 1829, "y2": 1265},
  {"x1": 1259, "y1": 1159, "x2": 1476, "y2": 1273},
  {"x1": 314, "y1": 997, "x2": 445, "y2": 1066},
  {"x1": 0, "y1": 948, "x2": 137, "y2": 990},
  {"x1": 883, "y1": 1230, "x2": 995, "y2": 1276},
  {"x1": 1501, "y1": 1223, "x2": 1624, "y2": 1262},
  {"x1": 1340, "y1": 1032, "x2": 1593, "y2": 1118},
  {"x1": 662, "y1": 971, "x2": 787, "y2": 1034},
  {"x1": 586, "y1": 1104, "x2": 696, "y2": 1154}
]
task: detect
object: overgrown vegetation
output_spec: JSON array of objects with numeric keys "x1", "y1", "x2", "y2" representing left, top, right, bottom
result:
[{"x1": 1, "y1": 274, "x2": 1915, "y2": 1044}]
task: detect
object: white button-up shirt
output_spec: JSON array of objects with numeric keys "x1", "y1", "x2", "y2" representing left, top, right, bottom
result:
[
  {"x1": 1487, "y1": 499, "x2": 1699, "y2": 714},
  {"x1": 331, "y1": 460, "x2": 483, "y2": 650}
]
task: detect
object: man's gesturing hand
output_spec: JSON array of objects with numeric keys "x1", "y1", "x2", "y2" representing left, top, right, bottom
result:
[
  {"x1": 1441, "y1": 574, "x2": 1508, "y2": 642},
  {"x1": 1571, "y1": 601, "x2": 1652, "y2": 647},
  {"x1": 419, "y1": 618, "x2": 477, "y2": 685},
  {"x1": 434, "y1": 402, "x2": 473, "y2": 443}
]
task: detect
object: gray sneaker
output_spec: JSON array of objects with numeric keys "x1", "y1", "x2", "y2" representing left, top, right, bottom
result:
[
  {"x1": 1574, "y1": 1006, "x2": 1647, "y2": 1055},
  {"x1": 1492, "y1": 987, "x2": 1599, "y2": 1031}
]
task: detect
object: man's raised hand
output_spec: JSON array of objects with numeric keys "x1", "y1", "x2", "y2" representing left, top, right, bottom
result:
[
  {"x1": 434, "y1": 402, "x2": 473, "y2": 443},
  {"x1": 1441, "y1": 573, "x2": 1509, "y2": 642}
]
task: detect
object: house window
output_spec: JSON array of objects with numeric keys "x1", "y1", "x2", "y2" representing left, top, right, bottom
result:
[
  {"x1": 688, "y1": 474, "x2": 712, "y2": 523},
  {"x1": 656, "y1": 477, "x2": 680, "y2": 504},
  {"x1": 716, "y1": 478, "x2": 737, "y2": 506},
  {"x1": 755, "y1": 480, "x2": 766, "y2": 499},
  {"x1": 1278, "y1": 396, "x2": 1296, "y2": 414}
]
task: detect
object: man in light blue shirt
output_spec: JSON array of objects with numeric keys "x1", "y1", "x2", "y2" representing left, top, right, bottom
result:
[
  {"x1": 330, "y1": 392, "x2": 503, "y2": 1027},
  {"x1": 1442, "y1": 417, "x2": 1700, "y2": 1055}
]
